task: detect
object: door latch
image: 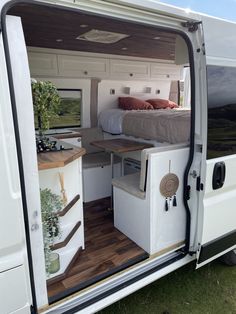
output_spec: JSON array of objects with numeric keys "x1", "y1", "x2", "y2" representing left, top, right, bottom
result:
[{"x1": 212, "y1": 162, "x2": 226, "y2": 190}]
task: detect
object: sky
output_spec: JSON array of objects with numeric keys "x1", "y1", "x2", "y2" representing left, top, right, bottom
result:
[{"x1": 159, "y1": 0, "x2": 236, "y2": 22}]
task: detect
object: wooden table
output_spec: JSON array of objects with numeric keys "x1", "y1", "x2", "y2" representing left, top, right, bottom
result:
[
  {"x1": 91, "y1": 138, "x2": 153, "y2": 208},
  {"x1": 91, "y1": 138, "x2": 153, "y2": 176},
  {"x1": 90, "y1": 138, "x2": 153, "y2": 154}
]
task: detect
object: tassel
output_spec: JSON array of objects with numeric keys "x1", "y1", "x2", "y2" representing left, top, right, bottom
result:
[
  {"x1": 173, "y1": 194, "x2": 177, "y2": 207},
  {"x1": 165, "y1": 198, "x2": 169, "y2": 211},
  {"x1": 59, "y1": 172, "x2": 68, "y2": 206}
]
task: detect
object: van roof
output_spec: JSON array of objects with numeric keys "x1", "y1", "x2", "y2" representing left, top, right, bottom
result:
[{"x1": 111, "y1": 0, "x2": 236, "y2": 25}]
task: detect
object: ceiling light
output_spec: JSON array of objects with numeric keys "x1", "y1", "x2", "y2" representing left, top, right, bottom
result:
[
  {"x1": 121, "y1": 47, "x2": 128, "y2": 50},
  {"x1": 56, "y1": 39, "x2": 63, "y2": 42},
  {"x1": 154, "y1": 36, "x2": 161, "y2": 40},
  {"x1": 80, "y1": 24, "x2": 88, "y2": 28},
  {"x1": 76, "y1": 29, "x2": 129, "y2": 44}
]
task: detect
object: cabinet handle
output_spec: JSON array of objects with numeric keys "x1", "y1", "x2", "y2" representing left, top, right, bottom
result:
[
  {"x1": 166, "y1": 74, "x2": 170, "y2": 78},
  {"x1": 129, "y1": 73, "x2": 133, "y2": 77},
  {"x1": 84, "y1": 71, "x2": 88, "y2": 75}
]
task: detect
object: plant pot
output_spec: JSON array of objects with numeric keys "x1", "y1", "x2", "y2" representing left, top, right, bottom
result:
[{"x1": 48, "y1": 252, "x2": 60, "y2": 274}]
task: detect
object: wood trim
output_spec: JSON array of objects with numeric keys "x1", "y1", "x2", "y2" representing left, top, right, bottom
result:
[
  {"x1": 50, "y1": 221, "x2": 81, "y2": 251},
  {"x1": 150, "y1": 241, "x2": 185, "y2": 259},
  {"x1": 58, "y1": 194, "x2": 80, "y2": 217},
  {"x1": 47, "y1": 246, "x2": 82, "y2": 287},
  {"x1": 9, "y1": 5, "x2": 176, "y2": 60}
]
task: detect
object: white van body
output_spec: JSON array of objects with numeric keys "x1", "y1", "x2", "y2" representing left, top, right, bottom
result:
[{"x1": 1, "y1": 0, "x2": 236, "y2": 313}]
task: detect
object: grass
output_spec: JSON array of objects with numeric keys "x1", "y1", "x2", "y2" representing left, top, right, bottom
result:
[{"x1": 99, "y1": 260, "x2": 236, "y2": 314}]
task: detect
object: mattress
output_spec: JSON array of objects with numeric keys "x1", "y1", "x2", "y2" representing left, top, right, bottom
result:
[{"x1": 99, "y1": 108, "x2": 191, "y2": 144}]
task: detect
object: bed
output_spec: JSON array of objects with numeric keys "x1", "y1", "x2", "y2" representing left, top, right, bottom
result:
[{"x1": 98, "y1": 108, "x2": 191, "y2": 144}]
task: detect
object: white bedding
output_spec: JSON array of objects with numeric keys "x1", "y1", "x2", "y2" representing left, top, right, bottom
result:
[{"x1": 98, "y1": 109, "x2": 127, "y2": 134}]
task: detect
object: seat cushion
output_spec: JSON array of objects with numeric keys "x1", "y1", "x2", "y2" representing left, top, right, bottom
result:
[
  {"x1": 76, "y1": 127, "x2": 105, "y2": 154},
  {"x1": 112, "y1": 172, "x2": 145, "y2": 199},
  {"x1": 83, "y1": 152, "x2": 121, "y2": 169}
]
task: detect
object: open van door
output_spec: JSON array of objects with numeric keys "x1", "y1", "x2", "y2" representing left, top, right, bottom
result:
[
  {"x1": 0, "y1": 13, "x2": 36, "y2": 314},
  {"x1": 196, "y1": 16, "x2": 236, "y2": 267}
]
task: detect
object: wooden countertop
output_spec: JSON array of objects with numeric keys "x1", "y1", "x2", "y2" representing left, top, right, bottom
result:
[
  {"x1": 38, "y1": 147, "x2": 86, "y2": 170},
  {"x1": 52, "y1": 132, "x2": 81, "y2": 140}
]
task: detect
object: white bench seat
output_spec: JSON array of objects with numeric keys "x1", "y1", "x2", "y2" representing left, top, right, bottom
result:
[{"x1": 112, "y1": 172, "x2": 145, "y2": 199}]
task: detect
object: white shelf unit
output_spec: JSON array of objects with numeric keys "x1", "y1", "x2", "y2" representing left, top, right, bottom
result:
[{"x1": 38, "y1": 158, "x2": 84, "y2": 283}]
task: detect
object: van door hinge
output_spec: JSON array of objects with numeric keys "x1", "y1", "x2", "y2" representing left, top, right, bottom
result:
[
  {"x1": 196, "y1": 176, "x2": 204, "y2": 191},
  {"x1": 181, "y1": 21, "x2": 202, "y2": 32},
  {"x1": 185, "y1": 185, "x2": 191, "y2": 200}
]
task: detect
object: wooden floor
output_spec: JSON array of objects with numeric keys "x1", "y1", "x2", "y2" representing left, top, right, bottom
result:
[{"x1": 47, "y1": 198, "x2": 148, "y2": 303}]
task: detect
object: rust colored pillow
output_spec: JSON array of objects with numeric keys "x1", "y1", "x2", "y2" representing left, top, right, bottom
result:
[
  {"x1": 146, "y1": 98, "x2": 179, "y2": 109},
  {"x1": 118, "y1": 97, "x2": 153, "y2": 110}
]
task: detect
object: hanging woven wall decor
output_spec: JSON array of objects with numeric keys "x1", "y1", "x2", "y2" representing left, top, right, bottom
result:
[{"x1": 160, "y1": 163, "x2": 179, "y2": 211}]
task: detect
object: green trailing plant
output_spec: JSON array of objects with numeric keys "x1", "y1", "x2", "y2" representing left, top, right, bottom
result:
[
  {"x1": 40, "y1": 188, "x2": 63, "y2": 275},
  {"x1": 32, "y1": 80, "x2": 61, "y2": 136}
]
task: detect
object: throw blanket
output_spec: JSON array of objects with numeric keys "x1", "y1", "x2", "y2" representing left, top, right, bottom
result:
[{"x1": 122, "y1": 109, "x2": 190, "y2": 144}]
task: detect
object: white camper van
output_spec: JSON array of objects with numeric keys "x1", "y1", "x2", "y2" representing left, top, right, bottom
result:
[{"x1": 1, "y1": 0, "x2": 236, "y2": 313}]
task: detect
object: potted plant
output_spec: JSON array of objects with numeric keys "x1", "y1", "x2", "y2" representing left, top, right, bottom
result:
[
  {"x1": 32, "y1": 80, "x2": 61, "y2": 137},
  {"x1": 40, "y1": 188, "x2": 63, "y2": 276}
]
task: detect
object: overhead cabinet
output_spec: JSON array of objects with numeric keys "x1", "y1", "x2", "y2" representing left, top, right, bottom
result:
[
  {"x1": 27, "y1": 50, "x2": 181, "y2": 81},
  {"x1": 110, "y1": 59, "x2": 150, "y2": 80},
  {"x1": 57, "y1": 55, "x2": 109, "y2": 78},
  {"x1": 150, "y1": 63, "x2": 181, "y2": 80},
  {"x1": 28, "y1": 52, "x2": 58, "y2": 76}
]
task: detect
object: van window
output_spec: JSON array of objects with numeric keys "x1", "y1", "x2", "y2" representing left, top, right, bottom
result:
[
  {"x1": 34, "y1": 88, "x2": 82, "y2": 129},
  {"x1": 207, "y1": 65, "x2": 236, "y2": 159}
]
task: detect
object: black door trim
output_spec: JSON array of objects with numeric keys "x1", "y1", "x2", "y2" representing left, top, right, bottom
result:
[{"x1": 198, "y1": 229, "x2": 236, "y2": 264}]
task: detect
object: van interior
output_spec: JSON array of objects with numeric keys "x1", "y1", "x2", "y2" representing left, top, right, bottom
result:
[{"x1": 9, "y1": 3, "x2": 192, "y2": 306}]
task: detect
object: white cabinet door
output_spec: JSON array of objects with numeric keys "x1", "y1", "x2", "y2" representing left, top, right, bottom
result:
[
  {"x1": 58, "y1": 55, "x2": 109, "y2": 78},
  {"x1": 150, "y1": 63, "x2": 181, "y2": 80},
  {"x1": 28, "y1": 52, "x2": 58, "y2": 76},
  {"x1": 110, "y1": 59, "x2": 150, "y2": 79}
]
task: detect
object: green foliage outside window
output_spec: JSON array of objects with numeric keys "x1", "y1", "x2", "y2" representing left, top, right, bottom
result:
[{"x1": 32, "y1": 80, "x2": 61, "y2": 135}]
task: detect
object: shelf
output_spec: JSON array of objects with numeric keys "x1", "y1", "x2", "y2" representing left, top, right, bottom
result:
[
  {"x1": 50, "y1": 221, "x2": 81, "y2": 251},
  {"x1": 47, "y1": 246, "x2": 82, "y2": 286},
  {"x1": 58, "y1": 194, "x2": 80, "y2": 217}
]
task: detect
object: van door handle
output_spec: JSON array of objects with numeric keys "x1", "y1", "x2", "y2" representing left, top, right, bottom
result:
[{"x1": 212, "y1": 162, "x2": 226, "y2": 190}]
